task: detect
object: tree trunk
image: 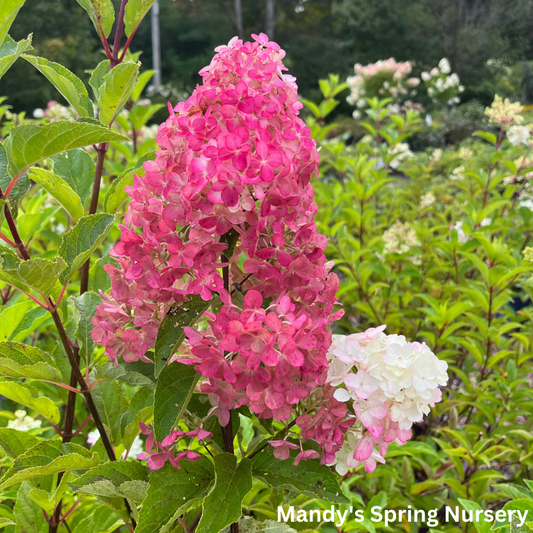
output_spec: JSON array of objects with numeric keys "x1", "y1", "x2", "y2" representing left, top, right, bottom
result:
[
  {"x1": 235, "y1": 0, "x2": 243, "y2": 37},
  {"x1": 265, "y1": 0, "x2": 275, "y2": 39}
]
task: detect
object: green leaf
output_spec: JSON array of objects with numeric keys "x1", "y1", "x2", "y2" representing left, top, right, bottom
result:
[
  {"x1": 0, "y1": 516, "x2": 16, "y2": 528},
  {"x1": 94, "y1": 362, "x2": 155, "y2": 389},
  {"x1": 89, "y1": 59, "x2": 110, "y2": 100},
  {"x1": 0, "y1": 0, "x2": 26, "y2": 43},
  {"x1": 124, "y1": 0, "x2": 157, "y2": 37},
  {"x1": 197, "y1": 454, "x2": 252, "y2": 533},
  {"x1": 0, "y1": 341, "x2": 62, "y2": 382},
  {"x1": 51, "y1": 148, "x2": 95, "y2": 204},
  {"x1": 0, "y1": 144, "x2": 31, "y2": 221},
  {"x1": 0, "y1": 34, "x2": 33, "y2": 82},
  {"x1": 128, "y1": 103, "x2": 164, "y2": 131},
  {"x1": 23, "y1": 55, "x2": 93, "y2": 117},
  {"x1": 13, "y1": 482, "x2": 48, "y2": 533},
  {"x1": 91, "y1": 380, "x2": 130, "y2": 447},
  {"x1": 0, "y1": 380, "x2": 60, "y2": 424},
  {"x1": 58, "y1": 213, "x2": 115, "y2": 284},
  {"x1": 0, "y1": 248, "x2": 66, "y2": 297},
  {"x1": 28, "y1": 167, "x2": 84, "y2": 222},
  {"x1": 0, "y1": 440, "x2": 100, "y2": 490},
  {"x1": 104, "y1": 168, "x2": 136, "y2": 213},
  {"x1": 154, "y1": 295, "x2": 211, "y2": 377},
  {"x1": 154, "y1": 362, "x2": 199, "y2": 441},
  {"x1": 69, "y1": 461, "x2": 150, "y2": 502},
  {"x1": 98, "y1": 61, "x2": 140, "y2": 127},
  {"x1": 76, "y1": 0, "x2": 115, "y2": 38},
  {"x1": 136, "y1": 459, "x2": 214, "y2": 533},
  {"x1": 0, "y1": 428, "x2": 41, "y2": 458},
  {"x1": 251, "y1": 447, "x2": 348, "y2": 504},
  {"x1": 69, "y1": 291, "x2": 101, "y2": 362},
  {"x1": 3, "y1": 119, "x2": 127, "y2": 179},
  {"x1": 131, "y1": 69, "x2": 156, "y2": 102},
  {"x1": 68, "y1": 503, "x2": 123, "y2": 533},
  {"x1": 458, "y1": 499, "x2": 492, "y2": 533},
  {"x1": 0, "y1": 300, "x2": 46, "y2": 342}
]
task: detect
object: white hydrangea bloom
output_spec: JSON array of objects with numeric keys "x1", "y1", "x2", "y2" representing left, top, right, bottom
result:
[{"x1": 326, "y1": 328, "x2": 448, "y2": 474}]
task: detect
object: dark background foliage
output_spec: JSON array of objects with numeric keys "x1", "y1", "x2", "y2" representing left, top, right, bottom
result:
[{"x1": 4, "y1": 0, "x2": 533, "y2": 111}]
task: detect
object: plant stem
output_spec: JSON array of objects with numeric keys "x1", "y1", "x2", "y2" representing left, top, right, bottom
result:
[
  {"x1": 79, "y1": 144, "x2": 108, "y2": 294},
  {"x1": 111, "y1": 0, "x2": 129, "y2": 67},
  {"x1": 220, "y1": 257, "x2": 239, "y2": 533}
]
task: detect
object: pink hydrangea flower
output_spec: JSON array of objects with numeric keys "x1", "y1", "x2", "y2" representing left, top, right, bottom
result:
[{"x1": 93, "y1": 33, "x2": 348, "y2": 467}]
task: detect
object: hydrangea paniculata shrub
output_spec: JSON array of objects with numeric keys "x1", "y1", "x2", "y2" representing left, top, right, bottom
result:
[{"x1": 93, "y1": 34, "x2": 447, "y2": 471}]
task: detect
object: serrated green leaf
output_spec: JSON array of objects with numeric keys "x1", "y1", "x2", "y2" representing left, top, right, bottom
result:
[
  {"x1": 124, "y1": 0, "x2": 156, "y2": 37},
  {"x1": 154, "y1": 362, "x2": 199, "y2": 441},
  {"x1": 251, "y1": 447, "x2": 348, "y2": 504},
  {"x1": 136, "y1": 458, "x2": 214, "y2": 533},
  {"x1": 23, "y1": 55, "x2": 93, "y2": 117},
  {"x1": 28, "y1": 167, "x2": 84, "y2": 222},
  {"x1": 68, "y1": 504, "x2": 123, "y2": 533},
  {"x1": 13, "y1": 482, "x2": 48, "y2": 533},
  {"x1": 0, "y1": 0, "x2": 26, "y2": 43},
  {"x1": 0, "y1": 440, "x2": 100, "y2": 490},
  {"x1": 0, "y1": 380, "x2": 60, "y2": 425},
  {"x1": 154, "y1": 295, "x2": 211, "y2": 377},
  {"x1": 0, "y1": 248, "x2": 66, "y2": 297},
  {"x1": 0, "y1": 341, "x2": 62, "y2": 382},
  {"x1": 458, "y1": 499, "x2": 492, "y2": 533},
  {"x1": 98, "y1": 61, "x2": 139, "y2": 127},
  {"x1": 69, "y1": 291, "x2": 101, "y2": 362},
  {"x1": 58, "y1": 213, "x2": 115, "y2": 284},
  {"x1": 3, "y1": 119, "x2": 127, "y2": 180},
  {"x1": 69, "y1": 461, "x2": 149, "y2": 502},
  {"x1": 197, "y1": 454, "x2": 252, "y2": 533},
  {"x1": 76, "y1": 0, "x2": 115, "y2": 38},
  {"x1": 94, "y1": 362, "x2": 155, "y2": 390},
  {"x1": 51, "y1": 148, "x2": 95, "y2": 204},
  {"x1": 91, "y1": 380, "x2": 130, "y2": 446},
  {"x1": 0, "y1": 428, "x2": 41, "y2": 458},
  {"x1": 0, "y1": 34, "x2": 33, "y2": 82}
]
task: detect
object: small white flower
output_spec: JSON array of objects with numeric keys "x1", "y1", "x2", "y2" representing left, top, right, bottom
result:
[
  {"x1": 33, "y1": 108, "x2": 44, "y2": 119},
  {"x1": 87, "y1": 430, "x2": 100, "y2": 446},
  {"x1": 507, "y1": 125, "x2": 531, "y2": 147},
  {"x1": 438, "y1": 58, "x2": 451, "y2": 74},
  {"x1": 7, "y1": 410, "x2": 42, "y2": 432}
]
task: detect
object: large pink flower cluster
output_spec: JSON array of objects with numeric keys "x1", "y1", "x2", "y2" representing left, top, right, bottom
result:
[{"x1": 92, "y1": 34, "x2": 345, "y2": 454}]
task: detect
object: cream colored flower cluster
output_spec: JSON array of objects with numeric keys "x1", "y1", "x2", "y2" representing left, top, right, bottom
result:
[
  {"x1": 485, "y1": 95, "x2": 524, "y2": 126},
  {"x1": 326, "y1": 327, "x2": 448, "y2": 475},
  {"x1": 382, "y1": 220, "x2": 420, "y2": 255}
]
